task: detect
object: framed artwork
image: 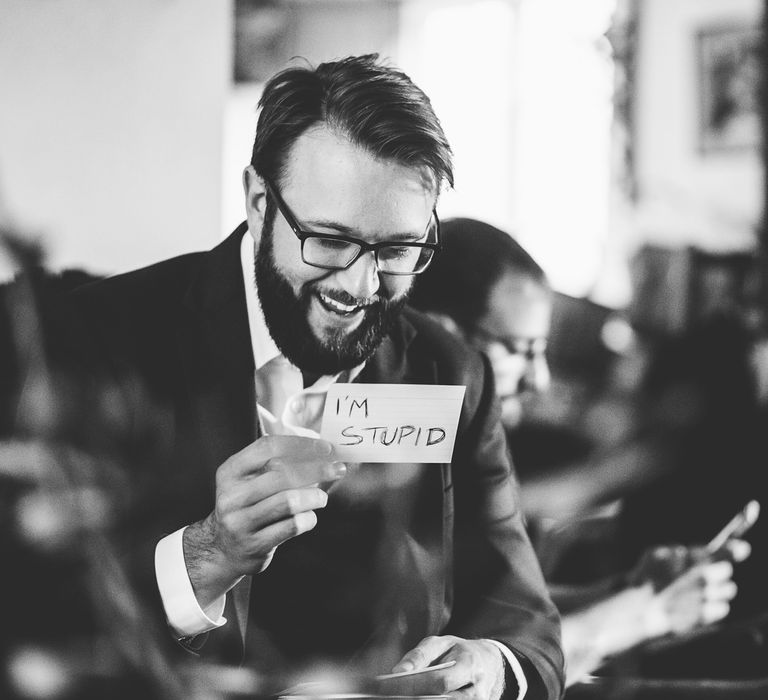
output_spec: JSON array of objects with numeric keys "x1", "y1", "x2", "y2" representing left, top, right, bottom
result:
[
  {"x1": 233, "y1": 0, "x2": 290, "y2": 84},
  {"x1": 697, "y1": 24, "x2": 761, "y2": 153}
]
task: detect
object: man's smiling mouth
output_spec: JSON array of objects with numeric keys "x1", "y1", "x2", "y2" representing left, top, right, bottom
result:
[{"x1": 317, "y1": 291, "x2": 371, "y2": 316}]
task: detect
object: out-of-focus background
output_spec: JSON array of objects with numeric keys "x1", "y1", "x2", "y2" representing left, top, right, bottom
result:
[
  {"x1": 3, "y1": 0, "x2": 768, "y2": 697},
  {"x1": 1, "y1": 0, "x2": 762, "y2": 304}
]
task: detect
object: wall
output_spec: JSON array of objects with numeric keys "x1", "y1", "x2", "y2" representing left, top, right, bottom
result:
[
  {"x1": 0, "y1": 0, "x2": 621, "y2": 297},
  {"x1": 0, "y1": 0, "x2": 231, "y2": 278},
  {"x1": 632, "y1": 0, "x2": 763, "y2": 253}
]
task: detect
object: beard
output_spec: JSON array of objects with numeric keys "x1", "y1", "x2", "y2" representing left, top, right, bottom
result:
[{"x1": 254, "y1": 225, "x2": 407, "y2": 376}]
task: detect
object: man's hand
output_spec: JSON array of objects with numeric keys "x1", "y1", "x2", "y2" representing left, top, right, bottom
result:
[
  {"x1": 644, "y1": 559, "x2": 739, "y2": 638},
  {"x1": 628, "y1": 539, "x2": 751, "y2": 592},
  {"x1": 387, "y1": 636, "x2": 507, "y2": 700},
  {"x1": 182, "y1": 435, "x2": 346, "y2": 608}
]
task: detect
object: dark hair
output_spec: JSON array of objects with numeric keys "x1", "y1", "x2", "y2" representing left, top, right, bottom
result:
[
  {"x1": 410, "y1": 217, "x2": 549, "y2": 332},
  {"x1": 250, "y1": 54, "x2": 454, "y2": 195}
]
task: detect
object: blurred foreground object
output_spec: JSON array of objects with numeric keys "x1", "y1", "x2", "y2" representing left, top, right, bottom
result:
[{"x1": 0, "y1": 229, "x2": 268, "y2": 699}]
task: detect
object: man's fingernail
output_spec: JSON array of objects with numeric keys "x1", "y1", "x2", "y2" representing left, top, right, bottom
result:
[
  {"x1": 315, "y1": 440, "x2": 333, "y2": 455},
  {"x1": 331, "y1": 461, "x2": 347, "y2": 477},
  {"x1": 732, "y1": 540, "x2": 752, "y2": 561}
]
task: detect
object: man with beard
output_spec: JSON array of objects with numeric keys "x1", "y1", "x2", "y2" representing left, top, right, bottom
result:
[
  {"x1": 70, "y1": 55, "x2": 563, "y2": 700},
  {"x1": 409, "y1": 218, "x2": 552, "y2": 433},
  {"x1": 410, "y1": 218, "x2": 748, "y2": 687}
]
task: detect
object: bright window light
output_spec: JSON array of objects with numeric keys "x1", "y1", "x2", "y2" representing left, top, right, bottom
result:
[
  {"x1": 514, "y1": 0, "x2": 617, "y2": 298},
  {"x1": 400, "y1": 0, "x2": 618, "y2": 300},
  {"x1": 398, "y1": 0, "x2": 517, "y2": 227}
]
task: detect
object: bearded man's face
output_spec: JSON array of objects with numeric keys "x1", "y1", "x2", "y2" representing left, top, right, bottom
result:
[
  {"x1": 247, "y1": 126, "x2": 436, "y2": 375},
  {"x1": 255, "y1": 220, "x2": 406, "y2": 375}
]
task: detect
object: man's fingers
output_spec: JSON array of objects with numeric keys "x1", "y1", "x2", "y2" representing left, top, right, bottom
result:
[
  {"x1": 392, "y1": 635, "x2": 458, "y2": 673},
  {"x1": 247, "y1": 487, "x2": 328, "y2": 529},
  {"x1": 267, "y1": 457, "x2": 347, "y2": 489},
  {"x1": 721, "y1": 538, "x2": 752, "y2": 563},
  {"x1": 707, "y1": 579, "x2": 738, "y2": 602},
  {"x1": 698, "y1": 537, "x2": 752, "y2": 564},
  {"x1": 206, "y1": 438, "x2": 346, "y2": 578},
  {"x1": 218, "y1": 455, "x2": 346, "y2": 506},
  {"x1": 224, "y1": 435, "x2": 335, "y2": 478},
  {"x1": 220, "y1": 487, "x2": 328, "y2": 535},
  {"x1": 701, "y1": 599, "x2": 730, "y2": 625},
  {"x1": 446, "y1": 688, "x2": 474, "y2": 700},
  {"x1": 220, "y1": 464, "x2": 345, "y2": 510},
  {"x1": 250, "y1": 510, "x2": 319, "y2": 555},
  {"x1": 385, "y1": 639, "x2": 502, "y2": 700},
  {"x1": 701, "y1": 560, "x2": 738, "y2": 603},
  {"x1": 381, "y1": 659, "x2": 461, "y2": 697},
  {"x1": 701, "y1": 559, "x2": 734, "y2": 584},
  {"x1": 438, "y1": 653, "x2": 473, "y2": 694},
  {"x1": 668, "y1": 560, "x2": 733, "y2": 599}
]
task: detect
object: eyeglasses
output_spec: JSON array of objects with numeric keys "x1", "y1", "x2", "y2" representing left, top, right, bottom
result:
[
  {"x1": 263, "y1": 178, "x2": 441, "y2": 276},
  {"x1": 471, "y1": 326, "x2": 548, "y2": 360}
]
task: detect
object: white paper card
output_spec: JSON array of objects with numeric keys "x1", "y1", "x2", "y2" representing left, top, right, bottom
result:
[{"x1": 320, "y1": 383, "x2": 466, "y2": 463}]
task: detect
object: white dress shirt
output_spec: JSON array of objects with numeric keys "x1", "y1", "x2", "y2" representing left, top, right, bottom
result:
[
  {"x1": 154, "y1": 231, "x2": 527, "y2": 698},
  {"x1": 155, "y1": 233, "x2": 361, "y2": 636}
]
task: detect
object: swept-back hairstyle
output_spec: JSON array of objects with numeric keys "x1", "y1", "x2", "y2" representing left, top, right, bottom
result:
[
  {"x1": 410, "y1": 217, "x2": 549, "y2": 333},
  {"x1": 250, "y1": 54, "x2": 454, "y2": 195}
]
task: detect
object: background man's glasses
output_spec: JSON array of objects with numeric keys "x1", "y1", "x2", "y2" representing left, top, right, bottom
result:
[
  {"x1": 472, "y1": 326, "x2": 548, "y2": 360},
  {"x1": 263, "y1": 179, "x2": 441, "y2": 276}
]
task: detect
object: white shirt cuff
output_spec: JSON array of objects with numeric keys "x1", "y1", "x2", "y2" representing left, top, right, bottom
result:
[
  {"x1": 486, "y1": 639, "x2": 528, "y2": 700},
  {"x1": 155, "y1": 526, "x2": 228, "y2": 638}
]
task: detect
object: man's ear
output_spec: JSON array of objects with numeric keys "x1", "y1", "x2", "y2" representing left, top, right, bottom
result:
[
  {"x1": 243, "y1": 165, "x2": 267, "y2": 246},
  {"x1": 243, "y1": 166, "x2": 266, "y2": 239}
]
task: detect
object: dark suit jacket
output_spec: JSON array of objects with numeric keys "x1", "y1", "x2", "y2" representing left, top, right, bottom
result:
[{"x1": 70, "y1": 224, "x2": 564, "y2": 699}]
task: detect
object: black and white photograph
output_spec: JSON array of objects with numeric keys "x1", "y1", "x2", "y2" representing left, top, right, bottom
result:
[{"x1": 2, "y1": 1, "x2": 768, "y2": 699}]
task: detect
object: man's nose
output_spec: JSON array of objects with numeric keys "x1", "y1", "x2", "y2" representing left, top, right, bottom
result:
[
  {"x1": 334, "y1": 250, "x2": 381, "y2": 299},
  {"x1": 519, "y1": 354, "x2": 550, "y2": 395}
]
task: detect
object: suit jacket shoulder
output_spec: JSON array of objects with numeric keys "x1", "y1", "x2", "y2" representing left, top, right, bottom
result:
[
  {"x1": 366, "y1": 307, "x2": 564, "y2": 700},
  {"x1": 401, "y1": 305, "x2": 496, "y2": 414}
]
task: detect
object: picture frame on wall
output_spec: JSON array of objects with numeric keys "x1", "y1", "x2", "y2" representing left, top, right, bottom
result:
[
  {"x1": 233, "y1": 0, "x2": 290, "y2": 84},
  {"x1": 697, "y1": 24, "x2": 761, "y2": 153}
]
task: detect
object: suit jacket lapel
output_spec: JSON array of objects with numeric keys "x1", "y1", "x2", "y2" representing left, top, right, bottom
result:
[
  {"x1": 177, "y1": 224, "x2": 257, "y2": 649},
  {"x1": 359, "y1": 311, "x2": 418, "y2": 384},
  {"x1": 178, "y1": 223, "x2": 257, "y2": 470},
  {"x1": 360, "y1": 311, "x2": 451, "y2": 636}
]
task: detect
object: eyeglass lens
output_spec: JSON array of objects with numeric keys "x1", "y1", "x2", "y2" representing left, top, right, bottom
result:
[{"x1": 302, "y1": 235, "x2": 435, "y2": 274}]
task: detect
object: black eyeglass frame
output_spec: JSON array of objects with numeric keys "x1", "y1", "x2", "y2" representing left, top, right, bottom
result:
[{"x1": 263, "y1": 178, "x2": 441, "y2": 276}]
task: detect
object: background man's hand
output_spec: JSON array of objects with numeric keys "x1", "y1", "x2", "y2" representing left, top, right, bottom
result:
[
  {"x1": 386, "y1": 636, "x2": 507, "y2": 700},
  {"x1": 644, "y1": 559, "x2": 739, "y2": 637},
  {"x1": 182, "y1": 435, "x2": 346, "y2": 607},
  {"x1": 619, "y1": 539, "x2": 749, "y2": 641},
  {"x1": 628, "y1": 539, "x2": 751, "y2": 592}
]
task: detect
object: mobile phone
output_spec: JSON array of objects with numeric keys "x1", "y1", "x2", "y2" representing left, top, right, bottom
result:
[{"x1": 705, "y1": 499, "x2": 760, "y2": 555}]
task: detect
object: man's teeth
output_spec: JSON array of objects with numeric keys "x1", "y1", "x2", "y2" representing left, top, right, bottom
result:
[{"x1": 320, "y1": 292, "x2": 361, "y2": 313}]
